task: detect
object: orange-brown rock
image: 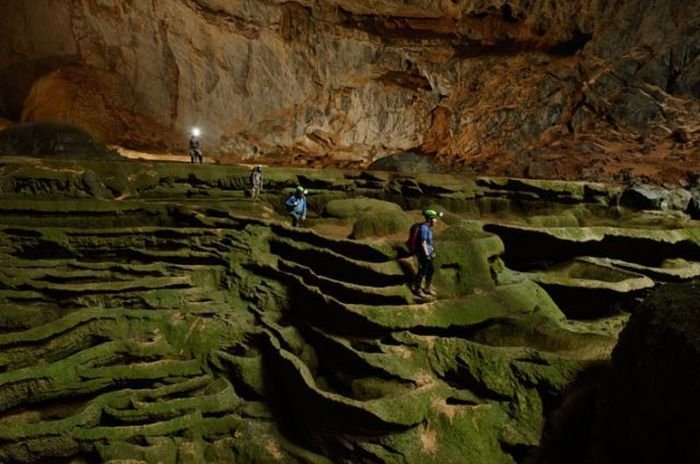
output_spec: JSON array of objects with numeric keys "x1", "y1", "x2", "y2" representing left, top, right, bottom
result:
[
  {"x1": 0, "y1": 0, "x2": 698, "y2": 182},
  {"x1": 0, "y1": 117, "x2": 12, "y2": 131},
  {"x1": 21, "y1": 65, "x2": 179, "y2": 149}
]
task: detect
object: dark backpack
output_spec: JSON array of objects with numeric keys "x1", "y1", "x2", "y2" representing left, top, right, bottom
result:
[{"x1": 405, "y1": 222, "x2": 422, "y2": 255}]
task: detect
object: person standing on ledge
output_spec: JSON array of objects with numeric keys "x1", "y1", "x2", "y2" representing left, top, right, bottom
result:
[
  {"x1": 249, "y1": 165, "x2": 263, "y2": 199},
  {"x1": 413, "y1": 209, "x2": 442, "y2": 298},
  {"x1": 188, "y1": 128, "x2": 203, "y2": 164},
  {"x1": 285, "y1": 186, "x2": 307, "y2": 227}
]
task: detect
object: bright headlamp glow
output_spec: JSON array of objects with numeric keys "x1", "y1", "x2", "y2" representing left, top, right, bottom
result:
[{"x1": 191, "y1": 127, "x2": 201, "y2": 137}]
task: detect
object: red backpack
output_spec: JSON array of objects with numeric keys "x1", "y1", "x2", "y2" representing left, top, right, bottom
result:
[{"x1": 405, "y1": 222, "x2": 422, "y2": 255}]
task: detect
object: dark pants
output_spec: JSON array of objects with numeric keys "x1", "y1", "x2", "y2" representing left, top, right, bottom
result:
[
  {"x1": 414, "y1": 253, "x2": 434, "y2": 288},
  {"x1": 189, "y1": 149, "x2": 203, "y2": 163},
  {"x1": 289, "y1": 212, "x2": 302, "y2": 227}
]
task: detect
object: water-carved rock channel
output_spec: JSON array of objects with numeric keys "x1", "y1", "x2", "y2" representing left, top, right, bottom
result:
[{"x1": 0, "y1": 159, "x2": 699, "y2": 463}]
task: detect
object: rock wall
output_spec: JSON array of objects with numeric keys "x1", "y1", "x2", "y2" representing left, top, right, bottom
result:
[{"x1": 0, "y1": 0, "x2": 698, "y2": 173}]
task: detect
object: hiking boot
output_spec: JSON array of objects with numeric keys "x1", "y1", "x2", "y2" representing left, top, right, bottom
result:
[
  {"x1": 411, "y1": 283, "x2": 427, "y2": 297},
  {"x1": 423, "y1": 285, "x2": 437, "y2": 297},
  {"x1": 414, "y1": 288, "x2": 429, "y2": 299}
]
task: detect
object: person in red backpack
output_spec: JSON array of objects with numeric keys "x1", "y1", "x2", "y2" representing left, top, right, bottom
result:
[{"x1": 412, "y1": 209, "x2": 442, "y2": 298}]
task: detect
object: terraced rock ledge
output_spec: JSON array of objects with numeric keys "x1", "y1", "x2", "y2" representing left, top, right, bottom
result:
[{"x1": 0, "y1": 158, "x2": 698, "y2": 463}]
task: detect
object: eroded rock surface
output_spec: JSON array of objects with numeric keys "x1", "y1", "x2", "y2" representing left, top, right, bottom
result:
[
  {"x1": 0, "y1": 158, "x2": 699, "y2": 463},
  {"x1": 0, "y1": 122, "x2": 121, "y2": 159},
  {"x1": 587, "y1": 281, "x2": 700, "y2": 464},
  {"x1": 0, "y1": 0, "x2": 698, "y2": 180},
  {"x1": 538, "y1": 281, "x2": 700, "y2": 464}
]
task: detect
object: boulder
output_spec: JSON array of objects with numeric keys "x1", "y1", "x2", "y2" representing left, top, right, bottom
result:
[
  {"x1": 618, "y1": 184, "x2": 667, "y2": 210},
  {"x1": 666, "y1": 188, "x2": 692, "y2": 211},
  {"x1": 0, "y1": 122, "x2": 121, "y2": 159},
  {"x1": 589, "y1": 281, "x2": 700, "y2": 463},
  {"x1": 21, "y1": 65, "x2": 179, "y2": 150},
  {"x1": 619, "y1": 185, "x2": 691, "y2": 212}
]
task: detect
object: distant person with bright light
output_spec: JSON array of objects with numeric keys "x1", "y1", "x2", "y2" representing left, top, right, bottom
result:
[{"x1": 189, "y1": 128, "x2": 203, "y2": 163}]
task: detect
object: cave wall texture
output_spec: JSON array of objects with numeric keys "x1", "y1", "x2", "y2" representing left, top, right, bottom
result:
[{"x1": 0, "y1": 0, "x2": 699, "y2": 173}]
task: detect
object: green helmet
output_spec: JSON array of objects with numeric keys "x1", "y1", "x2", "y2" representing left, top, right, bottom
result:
[
  {"x1": 296, "y1": 186, "x2": 308, "y2": 194},
  {"x1": 423, "y1": 209, "x2": 442, "y2": 219}
]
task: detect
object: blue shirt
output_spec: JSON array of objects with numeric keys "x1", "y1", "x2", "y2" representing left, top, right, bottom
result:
[
  {"x1": 285, "y1": 194, "x2": 307, "y2": 217},
  {"x1": 418, "y1": 223, "x2": 433, "y2": 255}
]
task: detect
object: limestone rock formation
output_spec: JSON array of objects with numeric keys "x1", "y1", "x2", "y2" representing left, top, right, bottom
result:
[
  {"x1": 21, "y1": 66, "x2": 180, "y2": 149},
  {"x1": 0, "y1": 0, "x2": 698, "y2": 179},
  {"x1": 538, "y1": 281, "x2": 700, "y2": 464},
  {"x1": 587, "y1": 281, "x2": 700, "y2": 464},
  {"x1": 1, "y1": 158, "x2": 699, "y2": 462},
  {"x1": 0, "y1": 122, "x2": 121, "y2": 159}
]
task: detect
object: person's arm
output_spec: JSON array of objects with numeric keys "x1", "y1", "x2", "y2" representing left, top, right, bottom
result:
[
  {"x1": 285, "y1": 195, "x2": 296, "y2": 208},
  {"x1": 419, "y1": 225, "x2": 430, "y2": 257},
  {"x1": 301, "y1": 198, "x2": 307, "y2": 220}
]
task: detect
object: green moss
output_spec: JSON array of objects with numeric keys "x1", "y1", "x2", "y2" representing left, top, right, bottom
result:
[
  {"x1": 219, "y1": 353, "x2": 266, "y2": 397},
  {"x1": 477, "y1": 197, "x2": 512, "y2": 215},
  {"x1": 324, "y1": 197, "x2": 403, "y2": 219},
  {"x1": 349, "y1": 280, "x2": 564, "y2": 330},
  {"x1": 351, "y1": 210, "x2": 412, "y2": 239},
  {"x1": 350, "y1": 377, "x2": 415, "y2": 400},
  {"x1": 429, "y1": 225, "x2": 505, "y2": 297},
  {"x1": 0, "y1": 159, "x2": 659, "y2": 463},
  {"x1": 0, "y1": 304, "x2": 59, "y2": 331},
  {"x1": 304, "y1": 191, "x2": 351, "y2": 213},
  {"x1": 527, "y1": 214, "x2": 580, "y2": 227}
]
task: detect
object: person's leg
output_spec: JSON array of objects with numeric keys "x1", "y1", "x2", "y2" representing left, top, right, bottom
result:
[
  {"x1": 423, "y1": 260, "x2": 436, "y2": 295},
  {"x1": 289, "y1": 212, "x2": 300, "y2": 227},
  {"x1": 413, "y1": 254, "x2": 428, "y2": 294}
]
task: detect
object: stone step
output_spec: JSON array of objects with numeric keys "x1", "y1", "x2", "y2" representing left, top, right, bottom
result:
[
  {"x1": 270, "y1": 237, "x2": 405, "y2": 288},
  {"x1": 278, "y1": 259, "x2": 411, "y2": 306}
]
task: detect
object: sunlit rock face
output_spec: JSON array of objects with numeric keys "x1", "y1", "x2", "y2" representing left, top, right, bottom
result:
[{"x1": 0, "y1": 0, "x2": 699, "y2": 177}]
